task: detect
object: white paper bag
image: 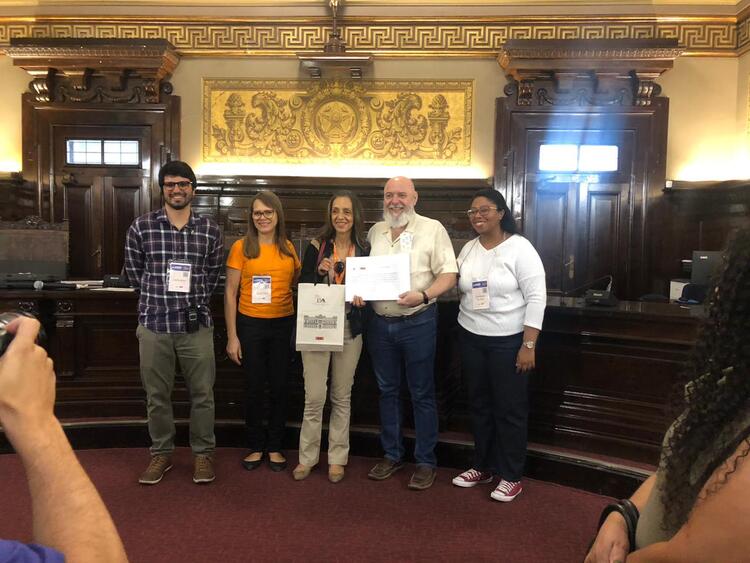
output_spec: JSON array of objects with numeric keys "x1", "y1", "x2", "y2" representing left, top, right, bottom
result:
[{"x1": 295, "y1": 283, "x2": 346, "y2": 352}]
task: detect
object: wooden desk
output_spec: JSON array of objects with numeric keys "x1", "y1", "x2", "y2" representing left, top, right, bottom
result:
[{"x1": 0, "y1": 290, "x2": 701, "y2": 467}]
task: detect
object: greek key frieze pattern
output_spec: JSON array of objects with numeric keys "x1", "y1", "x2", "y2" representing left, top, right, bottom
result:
[
  {"x1": 0, "y1": 19, "x2": 741, "y2": 55},
  {"x1": 738, "y1": 13, "x2": 750, "y2": 52}
]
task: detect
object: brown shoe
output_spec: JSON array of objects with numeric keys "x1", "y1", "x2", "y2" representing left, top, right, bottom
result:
[
  {"x1": 367, "y1": 458, "x2": 404, "y2": 481},
  {"x1": 293, "y1": 463, "x2": 314, "y2": 481},
  {"x1": 328, "y1": 464, "x2": 345, "y2": 484},
  {"x1": 193, "y1": 454, "x2": 215, "y2": 484},
  {"x1": 138, "y1": 454, "x2": 173, "y2": 485},
  {"x1": 408, "y1": 465, "x2": 436, "y2": 490}
]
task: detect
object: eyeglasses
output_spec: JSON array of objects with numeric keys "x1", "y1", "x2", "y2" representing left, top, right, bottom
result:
[
  {"x1": 163, "y1": 181, "x2": 192, "y2": 190},
  {"x1": 466, "y1": 205, "x2": 498, "y2": 217},
  {"x1": 333, "y1": 261, "x2": 345, "y2": 275},
  {"x1": 252, "y1": 209, "x2": 275, "y2": 219}
]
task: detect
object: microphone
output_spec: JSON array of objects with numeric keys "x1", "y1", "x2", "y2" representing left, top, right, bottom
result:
[
  {"x1": 584, "y1": 275, "x2": 618, "y2": 307},
  {"x1": 32, "y1": 280, "x2": 75, "y2": 291},
  {"x1": 562, "y1": 274, "x2": 614, "y2": 298}
]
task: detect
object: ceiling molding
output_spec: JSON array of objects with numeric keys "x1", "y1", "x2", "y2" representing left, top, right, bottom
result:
[
  {"x1": 0, "y1": 0, "x2": 743, "y2": 6},
  {"x1": 0, "y1": 14, "x2": 744, "y2": 57}
]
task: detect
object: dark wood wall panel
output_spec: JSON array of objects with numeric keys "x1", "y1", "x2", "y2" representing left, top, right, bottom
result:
[
  {"x1": 530, "y1": 187, "x2": 569, "y2": 293},
  {"x1": 66, "y1": 183, "x2": 98, "y2": 278},
  {"x1": 106, "y1": 178, "x2": 143, "y2": 275},
  {"x1": 652, "y1": 181, "x2": 750, "y2": 288},
  {"x1": 191, "y1": 177, "x2": 488, "y2": 261},
  {"x1": 532, "y1": 299, "x2": 699, "y2": 462},
  {"x1": 0, "y1": 290, "x2": 700, "y2": 467},
  {"x1": 587, "y1": 191, "x2": 620, "y2": 282}
]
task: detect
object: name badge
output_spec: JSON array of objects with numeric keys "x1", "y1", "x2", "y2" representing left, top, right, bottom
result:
[
  {"x1": 252, "y1": 275, "x2": 272, "y2": 304},
  {"x1": 471, "y1": 280, "x2": 490, "y2": 310},
  {"x1": 400, "y1": 232, "x2": 413, "y2": 253},
  {"x1": 167, "y1": 260, "x2": 192, "y2": 293}
]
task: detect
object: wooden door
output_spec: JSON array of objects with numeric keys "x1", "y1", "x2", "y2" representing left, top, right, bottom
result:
[
  {"x1": 524, "y1": 129, "x2": 633, "y2": 296},
  {"x1": 21, "y1": 94, "x2": 180, "y2": 280},
  {"x1": 496, "y1": 103, "x2": 667, "y2": 299},
  {"x1": 54, "y1": 125, "x2": 150, "y2": 278}
]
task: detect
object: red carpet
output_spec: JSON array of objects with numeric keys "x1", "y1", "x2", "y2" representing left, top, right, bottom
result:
[{"x1": 1, "y1": 448, "x2": 609, "y2": 562}]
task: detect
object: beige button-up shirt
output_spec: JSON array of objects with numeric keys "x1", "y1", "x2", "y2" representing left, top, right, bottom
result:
[{"x1": 367, "y1": 213, "x2": 458, "y2": 317}]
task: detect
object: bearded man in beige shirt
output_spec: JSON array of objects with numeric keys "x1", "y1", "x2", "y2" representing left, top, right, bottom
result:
[{"x1": 362, "y1": 176, "x2": 457, "y2": 490}]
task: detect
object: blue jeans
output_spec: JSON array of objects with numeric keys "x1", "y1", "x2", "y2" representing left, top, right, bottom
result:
[{"x1": 367, "y1": 305, "x2": 438, "y2": 467}]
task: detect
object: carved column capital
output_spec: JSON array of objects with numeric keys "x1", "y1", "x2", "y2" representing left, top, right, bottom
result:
[{"x1": 6, "y1": 38, "x2": 180, "y2": 104}]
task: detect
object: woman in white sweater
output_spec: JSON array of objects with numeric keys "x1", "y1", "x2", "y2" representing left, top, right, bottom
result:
[{"x1": 451, "y1": 188, "x2": 546, "y2": 502}]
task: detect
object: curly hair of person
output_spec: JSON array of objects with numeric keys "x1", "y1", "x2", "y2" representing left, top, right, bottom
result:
[{"x1": 659, "y1": 228, "x2": 750, "y2": 534}]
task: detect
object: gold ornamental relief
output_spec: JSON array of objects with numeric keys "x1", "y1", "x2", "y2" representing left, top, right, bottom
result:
[{"x1": 203, "y1": 79, "x2": 472, "y2": 165}]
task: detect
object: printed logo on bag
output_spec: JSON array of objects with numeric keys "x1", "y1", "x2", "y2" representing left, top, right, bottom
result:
[
  {"x1": 303, "y1": 314, "x2": 338, "y2": 329},
  {"x1": 316, "y1": 296, "x2": 327, "y2": 304}
]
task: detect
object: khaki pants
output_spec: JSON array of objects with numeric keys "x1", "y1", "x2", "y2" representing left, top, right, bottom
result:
[
  {"x1": 298, "y1": 319, "x2": 362, "y2": 466},
  {"x1": 136, "y1": 324, "x2": 216, "y2": 456}
]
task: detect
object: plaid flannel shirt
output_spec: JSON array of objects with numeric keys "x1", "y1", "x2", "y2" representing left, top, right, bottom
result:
[{"x1": 124, "y1": 208, "x2": 224, "y2": 333}]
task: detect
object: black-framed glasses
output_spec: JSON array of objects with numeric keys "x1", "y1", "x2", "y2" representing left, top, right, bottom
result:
[
  {"x1": 163, "y1": 181, "x2": 192, "y2": 190},
  {"x1": 334, "y1": 261, "x2": 345, "y2": 275},
  {"x1": 466, "y1": 205, "x2": 498, "y2": 217},
  {"x1": 252, "y1": 209, "x2": 275, "y2": 219}
]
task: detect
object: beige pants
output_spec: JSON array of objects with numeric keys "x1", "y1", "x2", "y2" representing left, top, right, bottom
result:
[{"x1": 298, "y1": 319, "x2": 363, "y2": 466}]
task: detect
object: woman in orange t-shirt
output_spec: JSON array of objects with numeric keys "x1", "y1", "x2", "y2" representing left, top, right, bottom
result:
[{"x1": 224, "y1": 191, "x2": 300, "y2": 472}]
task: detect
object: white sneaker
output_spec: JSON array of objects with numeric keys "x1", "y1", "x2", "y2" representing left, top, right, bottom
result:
[
  {"x1": 490, "y1": 479, "x2": 523, "y2": 502},
  {"x1": 452, "y1": 468, "x2": 494, "y2": 488}
]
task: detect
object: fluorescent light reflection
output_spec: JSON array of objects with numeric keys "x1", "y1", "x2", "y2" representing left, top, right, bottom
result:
[
  {"x1": 196, "y1": 162, "x2": 488, "y2": 180},
  {"x1": 0, "y1": 160, "x2": 21, "y2": 173},
  {"x1": 674, "y1": 146, "x2": 750, "y2": 181}
]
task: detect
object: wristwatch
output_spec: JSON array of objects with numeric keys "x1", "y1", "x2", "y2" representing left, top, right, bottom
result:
[
  {"x1": 522, "y1": 340, "x2": 536, "y2": 350},
  {"x1": 421, "y1": 290, "x2": 430, "y2": 305}
]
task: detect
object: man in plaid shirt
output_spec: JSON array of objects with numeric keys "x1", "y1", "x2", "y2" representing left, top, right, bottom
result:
[{"x1": 124, "y1": 160, "x2": 223, "y2": 486}]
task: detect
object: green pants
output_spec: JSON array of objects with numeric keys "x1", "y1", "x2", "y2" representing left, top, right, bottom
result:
[{"x1": 136, "y1": 324, "x2": 216, "y2": 456}]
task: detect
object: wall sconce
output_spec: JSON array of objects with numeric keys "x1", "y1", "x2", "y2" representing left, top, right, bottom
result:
[{"x1": 297, "y1": 0, "x2": 372, "y2": 79}]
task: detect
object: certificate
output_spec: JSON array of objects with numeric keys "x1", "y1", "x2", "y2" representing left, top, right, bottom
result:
[{"x1": 345, "y1": 254, "x2": 411, "y2": 301}]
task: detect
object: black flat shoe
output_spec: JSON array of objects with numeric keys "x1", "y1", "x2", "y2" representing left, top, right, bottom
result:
[
  {"x1": 241, "y1": 453, "x2": 264, "y2": 471},
  {"x1": 268, "y1": 453, "x2": 287, "y2": 472}
]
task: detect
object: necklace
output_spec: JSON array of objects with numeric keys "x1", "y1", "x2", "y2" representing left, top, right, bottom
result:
[
  {"x1": 332, "y1": 241, "x2": 354, "y2": 285},
  {"x1": 480, "y1": 230, "x2": 508, "y2": 250}
]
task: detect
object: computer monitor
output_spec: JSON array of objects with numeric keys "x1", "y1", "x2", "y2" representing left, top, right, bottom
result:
[{"x1": 691, "y1": 250, "x2": 723, "y2": 286}]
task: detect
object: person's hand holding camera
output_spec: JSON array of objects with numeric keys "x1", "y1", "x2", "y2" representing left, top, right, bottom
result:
[{"x1": 0, "y1": 316, "x2": 56, "y2": 442}]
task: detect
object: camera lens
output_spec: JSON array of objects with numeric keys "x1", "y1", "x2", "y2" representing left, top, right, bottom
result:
[
  {"x1": 334, "y1": 261, "x2": 345, "y2": 275},
  {"x1": 0, "y1": 312, "x2": 42, "y2": 357}
]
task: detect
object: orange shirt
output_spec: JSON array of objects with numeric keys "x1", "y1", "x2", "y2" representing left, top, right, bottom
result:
[{"x1": 226, "y1": 239, "x2": 301, "y2": 319}]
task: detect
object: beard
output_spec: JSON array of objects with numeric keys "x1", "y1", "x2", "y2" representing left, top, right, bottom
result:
[
  {"x1": 383, "y1": 204, "x2": 416, "y2": 229},
  {"x1": 164, "y1": 191, "x2": 193, "y2": 210}
]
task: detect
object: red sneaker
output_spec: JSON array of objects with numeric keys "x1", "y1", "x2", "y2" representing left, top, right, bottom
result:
[
  {"x1": 452, "y1": 468, "x2": 494, "y2": 488},
  {"x1": 491, "y1": 479, "x2": 523, "y2": 502}
]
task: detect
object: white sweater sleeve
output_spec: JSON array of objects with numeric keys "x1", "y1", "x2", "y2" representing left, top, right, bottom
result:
[{"x1": 515, "y1": 239, "x2": 547, "y2": 330}]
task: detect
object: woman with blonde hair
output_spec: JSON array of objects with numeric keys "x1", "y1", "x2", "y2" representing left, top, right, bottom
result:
[{"x1": 224, "y1": 190, "x2": 300, "y2": 472}]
